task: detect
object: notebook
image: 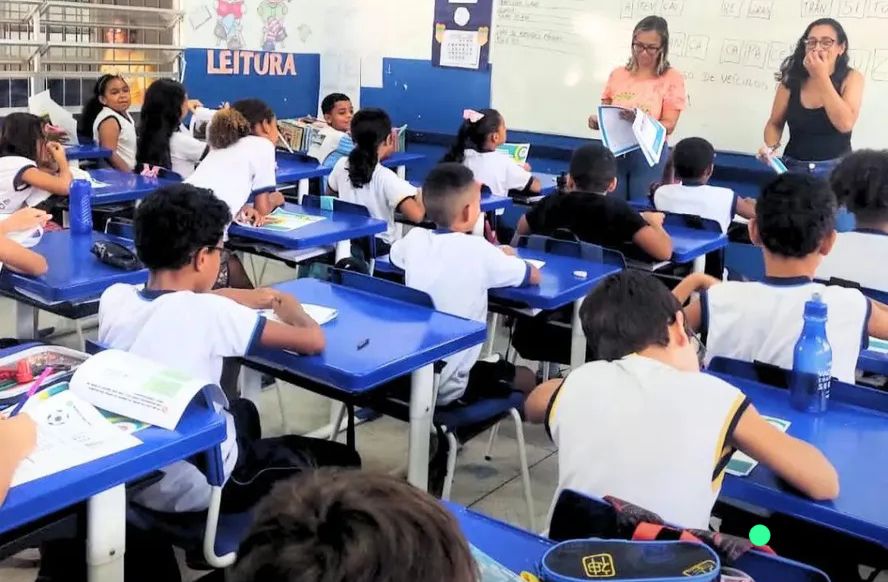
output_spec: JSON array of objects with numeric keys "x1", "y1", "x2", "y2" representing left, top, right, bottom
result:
[{"x1": 260, "y1": 304, "x2": 338, "y2": 326}]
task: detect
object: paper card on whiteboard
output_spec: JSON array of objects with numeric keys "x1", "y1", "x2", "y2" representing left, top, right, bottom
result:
[
  {"x1": 318, "y1": 53, "x2": 361, "y2": 116},
  {"x1": 361, "y1": 54, "x2": 384, "y2": 89},
  {"x1": 440, "y1": 30, "x2": 481, "y2": 69}
]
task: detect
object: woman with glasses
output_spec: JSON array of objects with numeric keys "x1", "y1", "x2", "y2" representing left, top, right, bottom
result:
[
  {"x1": 588, "y1": 16, "x2": 686, "y2": 202},
  {"x1": 760, "y1": 19, "x2": 863, "y2": 182}
]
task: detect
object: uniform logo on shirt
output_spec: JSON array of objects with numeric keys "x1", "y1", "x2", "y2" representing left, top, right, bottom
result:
[{"x1": 582, "y1": 553, "x2": 615, "y2": 577}]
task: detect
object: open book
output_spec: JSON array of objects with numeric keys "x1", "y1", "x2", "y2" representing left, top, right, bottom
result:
[
  {"x1": 598, "y1": 105, "x2": 667, "y2": 167},
  {"x1": 496, "y1": 143, "x2": 531, "y2": 165}
]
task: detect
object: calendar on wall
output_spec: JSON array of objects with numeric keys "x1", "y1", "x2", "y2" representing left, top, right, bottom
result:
[{"x1": 431, "y1": 0, "x2": 492, "y2": 70}]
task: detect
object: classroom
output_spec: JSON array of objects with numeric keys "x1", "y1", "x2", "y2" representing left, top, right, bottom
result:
[{"x1": 0, "y1": 0, "x2": 886, "y2": 581}]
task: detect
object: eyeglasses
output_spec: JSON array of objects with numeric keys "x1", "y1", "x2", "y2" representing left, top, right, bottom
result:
[
  {"x1": 632, "y1": 42, "x2": 662, "y2": 55},
  {"x1": 804, "y1": 37, "x2": 836, "y2": 50}
]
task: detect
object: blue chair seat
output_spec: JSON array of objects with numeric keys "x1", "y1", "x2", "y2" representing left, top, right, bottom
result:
[{"x1": 434, "y1": 391, "x2": 524, "y2": 430}]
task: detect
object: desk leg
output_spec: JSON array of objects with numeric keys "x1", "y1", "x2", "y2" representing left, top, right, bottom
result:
[
  {"x1": 692, "y1": 255, "x2": 706, "y2": 274},
  {"x1": 86, "y1": 485, "x2": 126, "y2": 582},
  {"x1": 297, "y1": 179, "x2": 309, "y2": 204},
  {"x1": 238, "y1": 367, "x2": 263, "y2": 403},
  {"x1": 15, "y1": 303, "x2": 37, "y2": 339},
  {"x1": 334, "y1": 240, "x2": 350, "y2": 263},
  {"x1": 397, "y1": 165, "x2": 406, "y2": 180},
  {"x1": 407, "y1": 364, "x2": 434, "y2": 490},
  {"x1": 569, "y1": 298, "x2": 586, "y2": 369}
]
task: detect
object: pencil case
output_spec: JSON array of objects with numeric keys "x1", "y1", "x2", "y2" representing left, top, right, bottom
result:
[
  {"x1": 0, "y1": 345, "x2": 87, "y2": 408},
  {"x1": 540, "y1": 539, "x2": 720, "y2": 581},
  {"x1": 91, "y1": 240, "x2": 142, "y2": 271}
]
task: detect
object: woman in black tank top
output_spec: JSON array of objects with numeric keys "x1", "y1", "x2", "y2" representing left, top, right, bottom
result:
[{"x1": 760, "y1": 18, "x2": 864, "y2": 179}]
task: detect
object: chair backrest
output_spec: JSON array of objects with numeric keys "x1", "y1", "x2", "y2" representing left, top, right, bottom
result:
[
  {"x1": 663, "y1": 212, "x2": 722, "y2": 234},
  {"x1": 515, "y1": 234, "x2": 626, "y2": 268},
  {"x1": 817, "y1": 276, "x2": 888, "y2": 305},
  {"x1": 312, "y1": 265, "x2": 434, "y2": 308},
  {"x1": 104, "y1": 217, "x2": 135, "y2": 240},
  {"x1": 301, "y1": 194, "x2": 371, "y2": 217}
]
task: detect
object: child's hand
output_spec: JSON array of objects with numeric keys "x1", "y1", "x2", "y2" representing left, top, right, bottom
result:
[
  {"x1": 267, "y1": 191, "x2": 286, "y2": 209},
  {"x1": 691, "y1": 272, "x2": 721, "y2": 291},
  {"x1": 522, "y1": 163, "x2": 532, "y2": 172},
  {"x1": 237, "y1": 207, "x2": 266, "y2": 227},
  {"x1": 272, "y1": 292, "x2": 308, "y2": 326},
  {"x1": 251, "y1": 288, "x2": 279, "y2": 309},
  {"x1": 1, "y1": 415, "x2": 37, "y2": 462},
  {"x1": 499, "y1": 245, "x2": 517, "y2": 256},
  {"x1": 46, "y1": 141, "x2": 67, "y2": 164},
  {"x1": 587, "y1": 114, "x2": 600, "y2": 130},
  {"x1": 640, "y1": 211, "x2": 665, "y2": 227},
  {"x1": 0, "y1": 208, "x2": 50, "y2": 235},
  {"x1": 187, "y1": 99, "x2": 204, "y2": 113},
  {"x1": 757, "y1": 145, "x2": 776, "y2": 163}
]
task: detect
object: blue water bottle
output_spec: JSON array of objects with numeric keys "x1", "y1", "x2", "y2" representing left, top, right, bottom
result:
[
  {"x1": 790, "y1": 293, "x2": 832, "y2": 413},
  {"x1": 69, "y1": 179, "x2": 93, "y2": 235}
]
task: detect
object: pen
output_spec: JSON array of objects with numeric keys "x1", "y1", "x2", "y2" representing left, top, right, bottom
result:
[
  {"x1": 357, "y1": 338, "x2": 370, "y2": 351},
  {"x1": 8, "y1": 367, "x2": 54, "y2": 417}
]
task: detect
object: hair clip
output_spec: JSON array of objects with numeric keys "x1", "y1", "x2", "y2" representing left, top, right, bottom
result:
[{"x1": 463, "y1": 109, "x2": 485, "y2": 123}]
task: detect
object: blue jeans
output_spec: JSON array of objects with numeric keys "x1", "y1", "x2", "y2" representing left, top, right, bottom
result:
[
  {"x1": 614, "y1": 146, "x2": 669, "y2": 203},
  {"x1": 784, "y1": 156, "x2": 855, "y2": 232}
]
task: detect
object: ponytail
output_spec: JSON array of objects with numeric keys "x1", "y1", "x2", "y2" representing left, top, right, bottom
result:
[
  {"x1": 208, "y1": 107, "x2": 251, "y2": 150},
  {"x1": 347, "y1": 108, "x2": 392, "y2": 189},
  {"x1": 137, "y1": 79, "x2": 186, "y2": 170},
  {"x1": 441, "y1": 108, "x2": 503, "y2": 164},
  {"x1": 79, "y1": 74, "x2": 124, "y2": 138}
]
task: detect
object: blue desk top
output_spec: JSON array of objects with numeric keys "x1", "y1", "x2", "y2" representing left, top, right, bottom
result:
[
  {"x1": 491, "y1": 247, "x2": 622, "y2": 311},
  {"x1": 89, "y1": 169, "x2": 174, "y2": 206},
  {"x1": 0, "y1": 230, "x2": 148, "y2": 303},
  {"x1": 858, "y1": 349, "x2": 888, "y2": 376},
  {"x1": 247, "y1": 278, "x2": 487, "y2": 392},
  {"x1": 716, "y1": 373, "x2": 888, "y2": 545},
  {"x1": 227, "y1": 203, "x2": 386, "y2": 250},
  {"x1": 0, "y1": 345, "x2": 227, "y2": 534},
  {"x1": 274, "y1": 151, "x2": 427, "y2": 186},
  {"x1": 481, "y1": 192, "x2": 512, "y2": 213},
  {"x1": 65, "y1": 143, "x2": 112, "y2": 161},
  {"x1": 666, "y1": 224, "x2": 727, "y2": 264},
  {"x1": 536, "y1": 172, "x2": 559, "y2": 196}
]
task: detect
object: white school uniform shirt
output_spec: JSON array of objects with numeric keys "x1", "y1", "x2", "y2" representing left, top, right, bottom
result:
[
  {"x1": 462, "y1": 149, "x2": 533, "y2": 197},
  {"x1": 816, "y1": 230, "x2": 888, "y2": 294},
  {"x1": 169, "y1": 130, "x2": 207, "y2": 179},
  {"x1": 0, "y1": 156, "x2": 50, "y2": 213},
  {"x1": 327, "y1": 157, "x2": 417, "y2": 245},
  {"x1": 390, "y1": 228, "x2": 531, "y2": 403},
  {"x1": 98, "y1": 285, "x2": 267, "y2": 512},
  {"x1": 547, "y1": 355, "x2": 749, "y2": 530},
  {"x1": 653, "y1": 182, "x2": 737, "y2": 233},
  {"x1": 186, "y1": 135, "x2": 277, "y2": 227},
  {"x1": 93, "y1": 107, "x2": 137, "y2": 170},
  {"x1": 703, "y1": 278, "x2": 870, "y2": 383}
]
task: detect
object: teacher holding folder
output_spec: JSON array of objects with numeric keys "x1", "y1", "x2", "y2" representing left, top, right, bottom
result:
[{"x1": 588, "y1": 16, "x2": 686, "y2": 202}]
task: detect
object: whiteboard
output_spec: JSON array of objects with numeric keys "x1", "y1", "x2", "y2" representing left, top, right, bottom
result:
[{"x1": 491, "y1": 0, "x2": 888, "y2": 153}]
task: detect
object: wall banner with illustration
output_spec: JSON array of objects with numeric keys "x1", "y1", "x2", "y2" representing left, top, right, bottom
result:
[{"x1": 432, "y1": 0, "x2": 492, "y2": 71}]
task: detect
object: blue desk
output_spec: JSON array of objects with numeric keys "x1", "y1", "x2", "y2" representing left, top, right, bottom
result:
[
  {"x1": 715, "y1": 373, "x2": 888, "y2": 546},
  {"x1": 89, "y1": 169, "x2": 174, "y2": 206},
  {"x1": 0, "y1": 344, "x2": 227, "y2": 581},
  {"x1": 65, "y1": 143, "x2": 112, "y2": 161},
  {"x1": 666, "y1": 224, "x2": 728, "y2": 271},
  {"x1": 0, "y1": 230, "x2": 148, "y2": 339},
  {"x1": 536, "y1": 172, "x2": 559, "y2": 196},
  {"x1": 227, "y1": 202, "x2": 386, "y2": 263},
  {"x1": 244, "y1": 277, "x2": 486, "y2": 489},
  {"x1": 858, "y1": 349, "x2": 888, "y2": 376},
  {"x1": 481, "y1": 192, "x2": 512, "y2": 213}
]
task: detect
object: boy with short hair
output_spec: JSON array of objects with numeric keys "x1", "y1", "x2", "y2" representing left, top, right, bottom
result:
[
  {"x1": 225, "y1": 469, "x2": 478, "y2": 582},
  {"x1": 98, "y1": 183, "x2": 360, "y2": 514},
  {"x1": 513, "y1": 143, "x2": 673, "y2": 261},
  {"x1": 653, "y1": 137, "x2": 756, "y2": 233},
  {"x1": 319, "y1": 92, "x2": 354, "y2": 168},
  {"x1": 679, "y1": 173, "x2": 888, "y2": 383},
  {"x1": 390, "y1": 162, "x2": 541, "y2": 405},
  {"x1": 526, "y1": 270, "x2": 839, "y2": 530}
]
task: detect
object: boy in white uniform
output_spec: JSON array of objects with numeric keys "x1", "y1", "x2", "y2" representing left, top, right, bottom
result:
[
  {"x1": 678, "y1": 173, "x2": 888, "y2": 383},
  {"x1": 653, "y1": 137, "x2": 756, "y2": 233},
  {"x1": 526, "y1": 270, "x2": 838, "y2": 530}
]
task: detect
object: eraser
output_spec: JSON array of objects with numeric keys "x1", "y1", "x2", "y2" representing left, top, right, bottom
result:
[{"x1": 573, "y1": 270, "x2": 588, "y2": 279}]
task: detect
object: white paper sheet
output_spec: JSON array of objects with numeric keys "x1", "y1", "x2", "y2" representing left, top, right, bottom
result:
[
  {"x1": 598, "y1": 106, "x2": 639, "y2": 157},
  {"x1": 28, "y1": 91, "x2": 78, "y2": 145},
  {"x1": 12, "y1": 391, "x2": 141, "y2": 487},
  {"x1": 632, "y1": 111, "x2": 667, "y2": 167},
  {"x1": 319, "y1": 53, "x2": 361, "y2": 116},
  {"x1": 524, "y1": 259, "x2": 545, "y2": 269},
  {"x1": 361, "y1": 54, "x2": 384, "y2": 89},
  {"x1": 261, "y1": 304, "x2": 338, "y2": 326},
  {"x1": 440, "y1": 30, "x2": 482, "y2": 69}
]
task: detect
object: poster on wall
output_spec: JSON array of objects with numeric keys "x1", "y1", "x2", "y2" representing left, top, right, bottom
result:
[
  {"x1": 431, "y1": 0, "x2": 492, "y2": 70},
  {"x1": 186, "y1": 1, "x2": 318, "y2": 53}
]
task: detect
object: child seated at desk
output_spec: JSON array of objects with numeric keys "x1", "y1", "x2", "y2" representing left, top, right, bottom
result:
[
  {"x1": 817, "y1": 150, "x2": 888, "y2": 295},
  {"x1": 187, "y1": 99, "x2": 285, "y2": 288},
  {"x1": 327, "y1": 108, "x2": 423, "y2": 254},
  {"x1": 0, "y1": 414, "x2": 36, "y2": 506},
  {"x1": 0, "y1": 113, "x2": 72, "y2": 215},
  {"x1": 677, "y1": 173, "x2": 888, "y2": 384},
  {"x1": 513, "y1": 143, "x2": 673, "y2": 261},
  {"x1": 79, "y1": 74, "x2": 137, "y2": 172},
  {"x1": 525, "y1": 270, "x2": 839, "y2": 530},
  {"x1": 98, "y1": 183, "x2": 360, "y2": 515},
  {"x1": 391, "y1": 163, "x2": 540, "y2": 406},
  {"x1": 443, "y1": 108, "x2": 541, "y2": 198},
  {"x1": 319, "y1": 92, "x2": 355, "y2": 169},
  {"x1": 136, "y1": 79, "x2": 207, "y2": 179},
  {"x1": 653, "y1": 137, "x2": 756, "y2": 233},
  {"x1": 214, "y1": 469, "x2": 477, "y2": 582}
]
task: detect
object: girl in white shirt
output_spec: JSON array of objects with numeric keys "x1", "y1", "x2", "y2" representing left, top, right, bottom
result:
[
  {"x1": 79, "y1": 74, "x2": 137, "y2": 171},
  {"x1": 136, "y1": 79, "x2": 207, "y2": 179},
  {"x1": 0, "y1": 113, "x2": 72, "y2": 214},
  {"x1": 442, "y1": 108, "x2": 541, "y2": 197}
]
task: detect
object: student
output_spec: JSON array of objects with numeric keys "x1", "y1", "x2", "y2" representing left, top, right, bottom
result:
[
  {"x1": 98, "y1": 183, "x2": 360, "y2": 516},
  {"x1": 678, "y1": 173, "x2": 888, "y2": 384},
  {"x1": 136, "y1": 78, "x2": 207, "y2": 179},
  {"x1": 817, "y1": 149, "x2": 888, "y2": 293},
  {"x1": 513, "y1": 143, "x2": 673, "y2": 261},
  {"x1": 653, "y1": 137, "x2": 756, "y2": 233},
  {"x1": 79, "y1": 74, "x2": 137, "y2": 171},
  {"x1": 327, "y1": 108, "x2": 423, "y2": 252},
  {"x1": 526, "y1": 270, "x2": 839, "y2": 530},
  {"x1": 391, "y1": 163, "x2": 540, "y2": 405},
  {"x1": 187, "y1": 99, "x2": 285, "y2": 288},
  {"x1": 0, "y1": 415, "x2": 37, "y2": 506},
  {"x1": 0, "y1": 112, "x2": 72, "y2": 213},
  {"x1": 221, "y1": 469, "x2": 478, "y2": 582},
  {"x1": 0, "y1": 207, "x2": 51, "y2": 275},
  {"x1": 442, "y1": 108, "x2": 541, "y2": 198},
  {"x1": 319, "y1": 92, "x2": 355, "y2": 169}
]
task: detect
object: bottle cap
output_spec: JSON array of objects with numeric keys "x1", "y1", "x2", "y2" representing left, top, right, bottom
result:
[{"x1": 805, "y1": 293, "x2": 828, "y2": 319}]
